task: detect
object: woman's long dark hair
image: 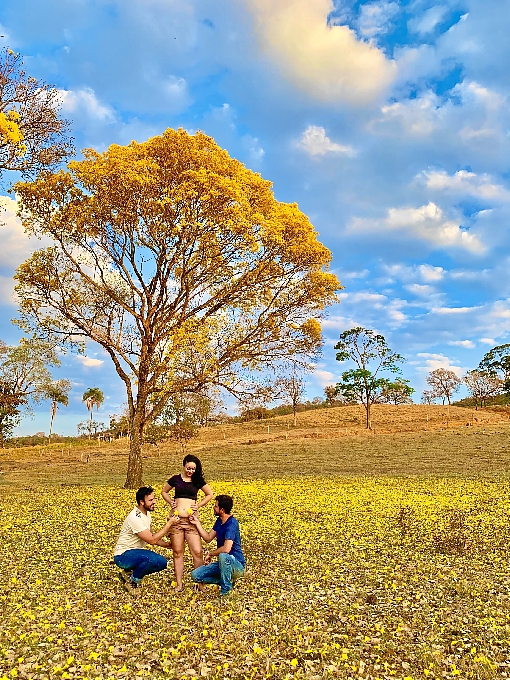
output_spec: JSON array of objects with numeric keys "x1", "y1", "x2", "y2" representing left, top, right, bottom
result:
[{"x1": 183, "y1": 454, "x2": 205, "y2": 488}]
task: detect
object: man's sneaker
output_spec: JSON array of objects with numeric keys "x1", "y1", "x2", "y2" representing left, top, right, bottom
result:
[
  {"x1": 117, "y1": 570, "x2": 133, "y2": 584},
  {"x1": 122, "y1": 579, "x2": 139, "y2": 596}
]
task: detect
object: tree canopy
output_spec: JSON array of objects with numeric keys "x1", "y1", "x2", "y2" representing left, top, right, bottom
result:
[
  {"x1": 478, "y1": 344, "x2": 510, "y2": 392},
  {"x1": 0, "y1": 48, "x2": 73, "y2": 182},
  {"x1": 0, "y1": 338, "x2": 62, "y2": 445},
  {"x1": 425, "y1": 368, "x2": 461, "y2": 406},
  {"x1": 14, "y1": 128, "x2": 340, "y2": 487},
  {"x1": 334, "y1": 327, "x2": 404, "y2": 428}
]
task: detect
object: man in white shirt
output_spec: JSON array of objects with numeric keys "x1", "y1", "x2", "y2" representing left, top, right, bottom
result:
[{"x1": 114, "y1": 486, "x2": 177, "y2": 595}]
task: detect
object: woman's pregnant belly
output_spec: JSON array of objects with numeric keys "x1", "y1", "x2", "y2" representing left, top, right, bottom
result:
[{"x1": 175, "y1": 497, "x2": 195, "y2": 518}]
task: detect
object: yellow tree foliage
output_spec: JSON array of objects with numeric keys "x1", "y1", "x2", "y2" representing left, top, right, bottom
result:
[
  {"x1": 0, "y1": 48, "x2": 73, "y2": 179},
  {"x1": 14, "y1": 128, "x2": 341, "y2": 487}
]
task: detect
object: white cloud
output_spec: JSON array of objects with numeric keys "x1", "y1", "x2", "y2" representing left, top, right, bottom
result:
[
  {"x1": 59, "y1": 88, "x2": 116, "y2": 121},
  {"x1": 408, "y1": 6, "x2": 447, "y2": 36},
  {"x1": 335, "y1": 291, "x2": 408, "y2": 327},
  {"x1": 339, "y1": 268, "x2": 370, "y2": 280},
  {"x1": 405, "y1": 283, "x2": 436, "y2": 297},
  {"x1": 350, "y1": 203, "x2": 485, "y2": 253},
  {"x1": 480, "y1": 337, "x2": 495, "y2": 345},
  {"x1": 163, "y1": 75, "x2": 187, "y2": 98},
  {"x1": 298, "y1": 126, "x2": 355, "y2": 156},
  {"x1": 418, "y1": 264, "x2": 445, "y2": 282},
  {"x1": 420, "y1": 170, "x2": 510, "y2": 201},
  {"x1": 0, "y1": 196, "x2": 53, "y2": 305},
  {"x1": 431, "y1": 306, "x2": 477, "y2": 314},
  {"x1": 357, "y1": 1, "x2": 399, "y2": 39},
  {"x1": 243, "y1": 0, "x2": 396, "y2": 104},
  {"x1": 313, "y1": 369, "x2": 336, "y2": 387},
  {"x1": 373, "y1": 92, "x2": 442, "y2": 137},
  {"x1": 448, "y1": 340, "x2": 476, "y2": 348},
  {"x1": 382, "y1": 263, "x2": 445, "y2": 283},
  {"x1": 0, "y1": 275, "x2": 15, "y2": 305},
  {"x1": 415, "y1": 352, "x2": 463, "y2": 376},
  {"x1": 242, "y1": 134, "x2": 265, "y2": 164},
  {"x1": 75, "y1": 356, "x2": 105, "y2": 368},
  {"x1": 459, "y1": 81, "x2": 504, "y2": 111}
]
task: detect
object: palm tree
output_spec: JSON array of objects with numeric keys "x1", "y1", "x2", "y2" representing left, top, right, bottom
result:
[
  {"x1": 46, "y1": 380, "x2": 71, "y2": 441},
  {"x1": 82, "y1": 387, "x2": 104, "y2": 439}
]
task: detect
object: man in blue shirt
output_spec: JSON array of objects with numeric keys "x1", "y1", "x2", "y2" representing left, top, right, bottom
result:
[{"x1": 190, "y1": 494, "x2": 245, "y2": 596}]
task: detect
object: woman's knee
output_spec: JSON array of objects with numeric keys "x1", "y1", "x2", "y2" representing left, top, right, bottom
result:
[{"x1": 173, "y1": 550, "x2": 185, "y2": 560}]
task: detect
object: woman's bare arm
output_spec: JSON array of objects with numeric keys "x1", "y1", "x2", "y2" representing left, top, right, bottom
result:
[
  {"x1": 161, "y1": 481, "x2": 174, "y2": 507},
  {"x1": 195, "y1": 483, "x2": 214, "y2": 510}
]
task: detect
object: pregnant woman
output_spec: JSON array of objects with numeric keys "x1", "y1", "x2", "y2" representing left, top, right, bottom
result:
[{"x1": 162, "y1": 454, "x2": 213, "y2": 592}]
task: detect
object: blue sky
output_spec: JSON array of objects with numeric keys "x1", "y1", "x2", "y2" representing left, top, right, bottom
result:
[{"x1": 1, "y1": 0, "x2": 510, "y2": 435}]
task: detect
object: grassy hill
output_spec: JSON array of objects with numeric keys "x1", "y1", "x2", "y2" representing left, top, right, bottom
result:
[{"x1": 1, "y1": 404, "x2": 510, "y2": 487}]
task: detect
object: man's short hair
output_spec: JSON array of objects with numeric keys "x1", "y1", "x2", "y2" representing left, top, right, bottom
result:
[
  {"x1": 136, "y1": 486, "x2": 154, "y2": 504},
  {"x1": 215, "y1": 494, "x2": 233, "y2": 514}
]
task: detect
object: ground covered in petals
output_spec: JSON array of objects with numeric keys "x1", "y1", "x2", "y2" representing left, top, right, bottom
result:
[{"x1": 1, "y1": 477, "x2": 510, "y2": 679}]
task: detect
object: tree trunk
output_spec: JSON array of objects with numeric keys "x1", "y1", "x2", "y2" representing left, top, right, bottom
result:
[
  {"x1": 124, "y1": 410, "x2": 144, "y2": 489},
  {"x1": 366, "y1": 399, "x2": 370, "y2": 429},
  {"x1": 49, "y1": 402, "x2": 56, "y2": 442},
  {"x1": 293, "y1": 402, "x2": 297, "y2": 427}
]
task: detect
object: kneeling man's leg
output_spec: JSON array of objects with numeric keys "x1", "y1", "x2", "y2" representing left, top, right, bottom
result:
[
  {"x1": 191, "y1": 563, "x2": 221, "y2": 586},
  {"x1": 131, "y1": 551, "x2": 167, "y2": 583},
  {"x1": 218, "y1": 553, "x2": 244, "y2": 596}
]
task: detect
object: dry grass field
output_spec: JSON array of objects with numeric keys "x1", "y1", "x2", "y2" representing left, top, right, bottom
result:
[
  {"x1": 1, "y1": 404, "x2": 509, "y2": 487},
  {"x1": 2, "y1": 405, "x2": 510, "y2": 679}
]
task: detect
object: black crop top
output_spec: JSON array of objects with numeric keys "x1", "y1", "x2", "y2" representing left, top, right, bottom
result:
[{"x1": 168, "y1": 474, "x2": 200, "y2": 500}]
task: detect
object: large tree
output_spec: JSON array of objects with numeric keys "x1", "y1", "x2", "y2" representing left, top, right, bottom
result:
[
  {"x1": 0, "y1": 48, "x2": 73, "y2": 182},
  {"x1": 334, "y1": 327, "x2": 404, "y2": 428},
  {"x1": 14, "y1": 128, "x2": 340, "y2": 487}
]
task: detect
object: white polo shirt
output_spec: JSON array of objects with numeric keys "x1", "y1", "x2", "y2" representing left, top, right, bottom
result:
[{"x1": 114, "y1": 507, "x2": 152, "y2": 556}]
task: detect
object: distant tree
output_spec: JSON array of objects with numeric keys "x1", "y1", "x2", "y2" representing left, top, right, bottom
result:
[
  {"x1": 463, "y1": 369, "x2": 503, "y2": 409},
  {"x1": 380, "y1": 378, "x2": 414, "y2": 405},
  {"x1": 82, "y1": 387, "x2": 104, "y2": 439},
  {"x1": 276, "y1": 368, "x2": 307, "y2": 426},
  {"x1": 106, "y1": 405, "x2": 130, "y2": 439},
  {"x1": 0, "y1": 338, "x2": 62, "y2": 441},
  {"x1": 421, "y1": 390, "x2": 437, "y2": 405},
  {"x1": 162, "y1": 390, "x2": 222, "y2": 428},
  {"x1": 169, "y1": 421, "x2": 199, "y2": 452},
  {"x1": 324, "y1": 385, "x2": 337, "y2": 406},
  {"x1": 425, "y1": 368, "x2": 461, "y2": 406},
  {"x1": 77, "y1": 419, "x2": 105, "y2": 438},
  {"x1": 0, "y1": 381, "x2": 25, "y2": 447},
  {"x1": 0, "y1": 48, "x2": 73, "y2": 183},
  {"x1": 334, "y1": 327, "x2": 404, "y2": 428},
  {"x1": 45, "y1": 379, "x2": 70, "y2": 440},
  {"x1": 478, "y1": 344, "x2": 510, "y2": 392}
]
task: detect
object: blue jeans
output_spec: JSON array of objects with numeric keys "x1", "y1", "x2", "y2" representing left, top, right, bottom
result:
[
  {"x1": 114, "y1": 549, "x2": 167, "y2": 583},
  {"x1": 191, "y1": 553, "x2": 245, "y2": 595}
]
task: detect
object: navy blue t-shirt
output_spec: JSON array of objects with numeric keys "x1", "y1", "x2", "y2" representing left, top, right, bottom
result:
[{"x1": 213, "y1": 515, "x2": 245, "y2": 567}]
